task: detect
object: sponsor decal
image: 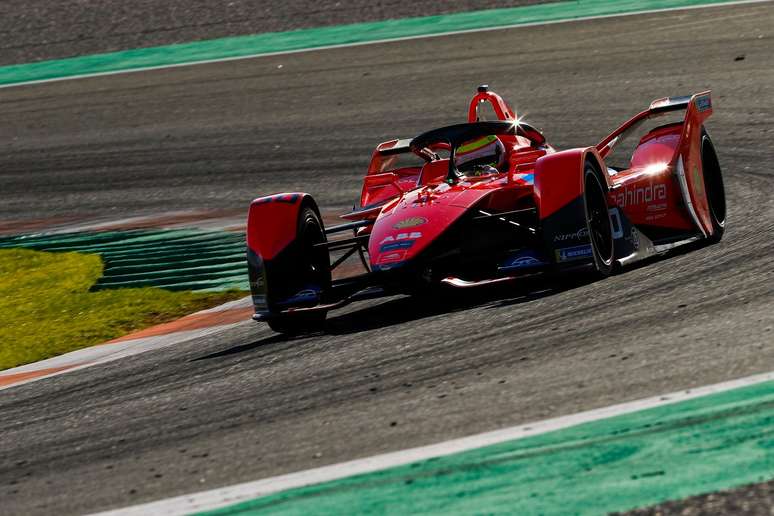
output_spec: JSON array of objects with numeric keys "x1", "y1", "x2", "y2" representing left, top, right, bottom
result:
[
  {"x1": 553, "y1": 227, "x2": 589, "y2": 243},
  {"x1": 609, "y1": 208, "x2": 624, "y2": 239},
  {"x1": 500, "y1": 249, "x2": 547, "y2": 270},
  {"x1": 695, "y1": 94, "x2": 712, "y2": 113},
  {"x1": 380, "y1": 240, "x2": 415, "y2": 253},
  {"x1": 646, "y1": 212, "x2": 667, "y2": 222},
  {"x1": 251, "y1": 275, "x2": 264, "y2": 290},
  {"x1": 511, "y1": 173, "x2": 535, "y2": 185},
  {"x1": 277, "y1": 288, "x2": 321, "y2": 306},
  {"x1": 646, "y1": 203, "x2": 668, "y2": 212},
  {"x1": 555, "y1": 244, "x2": 593, "y2": 263},
  {"x1": 393, "y1": 216, "x2": 427, "y2": 229},
  {"x1": 614, "y1": 183, "x2": 667, "y2": 208},
  {"x1": 378, "y1": 251, "x2": 406, "y2": 264},
  {"x1": 380, "y1": 231, "x2": 422, "y2": 245},
  {"x1": 375, "y1": 262, "x2": 403, "y2": 271}
]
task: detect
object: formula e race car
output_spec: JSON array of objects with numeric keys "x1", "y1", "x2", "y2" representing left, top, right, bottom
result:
[{"x1": 246, "y1": 85, "x2": 725, "y2": 334}]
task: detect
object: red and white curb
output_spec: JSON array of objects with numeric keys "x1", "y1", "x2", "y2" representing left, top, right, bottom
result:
[{"x1": 0, "y1": 296, "x2": 253, "y2": 391}]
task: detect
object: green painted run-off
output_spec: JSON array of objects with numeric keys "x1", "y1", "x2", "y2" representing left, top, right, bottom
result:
[
  {"x1": 201, "y1": 380, "x2": 774, "y2": 515},
  {"x1": 0, "y1": 230, "x2": 248, "y2": 292},
  {"x1": 0, "y1": 0, "x2": 751, "y2": 86}
]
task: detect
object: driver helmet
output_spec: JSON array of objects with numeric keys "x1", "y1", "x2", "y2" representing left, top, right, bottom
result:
[{"x1": 455, "y1": 135, "x2": 506, "y2": 174}]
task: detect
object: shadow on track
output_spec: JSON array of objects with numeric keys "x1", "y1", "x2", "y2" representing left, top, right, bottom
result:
[
  {"x1": 190, "y1": 276, "x2": 587, "y2": 362},
  {"x1": 192, "y1": 243, "x2": 710, "y2": 362},
  {"x1": 191, "y1": 334, "x2": 290, "y2": 361},
  {"x1": 324, "y1": 240, "x2": 717, "y2": 336},
  {"x1": 323, "y1": 273, "x2": 596, "y2": 335}
]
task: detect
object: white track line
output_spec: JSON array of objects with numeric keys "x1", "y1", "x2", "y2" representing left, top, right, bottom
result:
[
  {"x1": 95, "y1": 369, "x2": 774, "y2": 516},
  {"x1": 2, "y1": 0, "x2": 771, "y2": 90}
]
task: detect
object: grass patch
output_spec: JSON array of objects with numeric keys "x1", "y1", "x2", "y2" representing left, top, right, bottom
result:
[{"x1": 0, "y1": 248, "x2": 246, "y2": 370}]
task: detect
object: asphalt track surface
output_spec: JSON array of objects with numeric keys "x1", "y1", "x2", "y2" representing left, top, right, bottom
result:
[
  {"x1": 621, "y1": 478, "x2": 774, "y2": 514},
  {"x1": 0, "y1": 0, "x2": 545, "y2": 65},
  {"x1": 1, "y1": 3, "x2": 774, "y2": 514}
]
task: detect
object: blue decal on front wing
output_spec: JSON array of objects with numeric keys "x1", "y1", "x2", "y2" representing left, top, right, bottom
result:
[
  {"x1": 499, "y1": 249, "x2": 548, "y2": 271},
  {"x1": 276, "y1": 288, "x2": 322, "y2": 306},
  {"x1": 380, "y1": 240, "x2": 415, "y2": 253},
  {"x1": 371, "y1": 261, "x2": 407, "y2": 272}
]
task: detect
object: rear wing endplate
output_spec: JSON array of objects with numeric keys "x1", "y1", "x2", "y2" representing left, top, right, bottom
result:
[{"x1": 376, "y1": 138, "x2": 413, "y2": 156}]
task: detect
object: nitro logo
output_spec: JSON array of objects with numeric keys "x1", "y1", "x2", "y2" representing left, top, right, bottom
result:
[
  {"x1": 614, "y1": 183, "x2": 667, "y2": 208},
  {"x1": 554, "y1": 227, "x2": 589, "y2": 243}
]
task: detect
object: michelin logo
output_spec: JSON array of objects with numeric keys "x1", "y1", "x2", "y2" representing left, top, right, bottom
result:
[{"x1": 556, "y1": 244, "x2": 593, "y2": 262}]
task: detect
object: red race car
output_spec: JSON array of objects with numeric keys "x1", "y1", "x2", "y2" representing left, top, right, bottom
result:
[{"x1": 246, "y1": 86, "x2": 726, "y2": 334}]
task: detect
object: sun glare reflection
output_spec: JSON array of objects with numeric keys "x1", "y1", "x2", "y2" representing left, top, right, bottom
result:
[{"x1": 642, "y1": 162, "x2": 669, "y2": 175}]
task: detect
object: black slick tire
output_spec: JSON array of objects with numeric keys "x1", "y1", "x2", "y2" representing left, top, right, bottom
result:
[
  {"x1": 266, "y1": 205, "x2": 330, "y2": 335},
  {"x1": 700, "y1": 129, "x2": 726, "y2": 244}
]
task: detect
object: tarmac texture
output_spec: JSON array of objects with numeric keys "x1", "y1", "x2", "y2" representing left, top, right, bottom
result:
[
  {"x1": 0, "y1": 0, "x2": 545, "y2": 65},
  {"x1": 621, "y1": 478, "x2": 774, "y2": 515},
  {"x1": 0, "y1": 2, "x2": 773, "y2": 514}
]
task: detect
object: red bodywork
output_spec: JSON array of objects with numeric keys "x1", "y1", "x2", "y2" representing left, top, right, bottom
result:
[
  {"x1": 247, "y1": 193, "x2": 313, "y2": 260},
  {"x1": 246, "y1": 87, "x2": 719, "y2": 318},
  {"x1": 359, "y1": 89, "x2": 553, "y2": 269},
  {"x1": 598, "y1": 92, "x2": 715, "y2": 242}
]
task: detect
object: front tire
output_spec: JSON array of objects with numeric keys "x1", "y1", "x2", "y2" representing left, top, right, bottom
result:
[{"x1": 265, "y1": 205, "x2": 330, "y2": 335}]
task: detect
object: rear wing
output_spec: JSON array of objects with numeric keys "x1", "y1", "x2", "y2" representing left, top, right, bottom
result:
[
  {"x1": 597, "y1": 91, "x2": 712, "y2": 159},
  {"x1": 599, "y1": 91, "x2": 715, "y2": 237}
]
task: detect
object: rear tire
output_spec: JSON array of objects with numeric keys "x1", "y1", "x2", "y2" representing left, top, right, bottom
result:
[
  {"x1": 701, "y1": 129, "x2": 726, "y2": 244},
  {"x1": 583, "y1": 164, "x2": 614, "y2": 277},
  {"x1": 266, "y1": 205, "x2": 330, "y2": 335}
]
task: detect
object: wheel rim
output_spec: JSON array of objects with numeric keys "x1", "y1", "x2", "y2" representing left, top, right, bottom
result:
[{"x1": 585, "y1": 170, "x2": 614, "y2": 266}]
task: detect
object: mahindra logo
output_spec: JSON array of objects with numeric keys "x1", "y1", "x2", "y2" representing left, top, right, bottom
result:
[
  {"x1": 554, "y1": 227, "x2": 589, "y2": 242},
  {"x1": 614, "y1": 183, "x2": 667, "y2": 208}
]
